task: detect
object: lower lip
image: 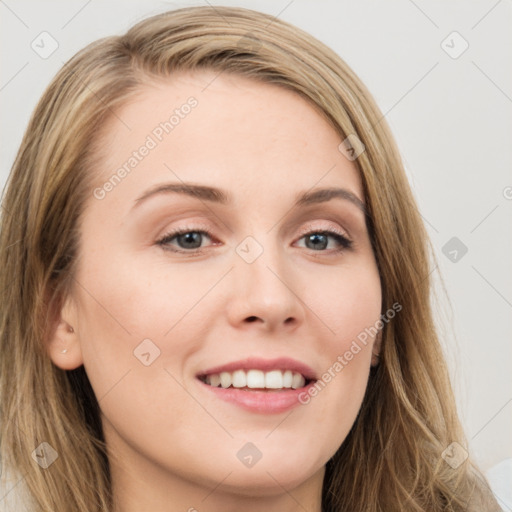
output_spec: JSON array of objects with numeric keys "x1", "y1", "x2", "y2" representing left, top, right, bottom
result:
[{"x1": 198, "y1": 379, "x2": 316, "y2": 414}]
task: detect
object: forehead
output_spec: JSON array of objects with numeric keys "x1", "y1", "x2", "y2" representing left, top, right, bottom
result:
[{"x1": 91, "y1": 70, "x2": 363, "y2": 210}]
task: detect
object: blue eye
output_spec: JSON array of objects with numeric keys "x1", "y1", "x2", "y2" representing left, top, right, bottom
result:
[
  {"x1": 156, "y1": 227, "x2": 352, "y2": 254},
  {"x1": 299, "y1": 230, "x2": 352, "y2": 251},
  {"x1": 157, "y1": 229, "x2": 213, "y2": 252}
]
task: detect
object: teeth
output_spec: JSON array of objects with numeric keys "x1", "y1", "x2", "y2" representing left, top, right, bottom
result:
[
  {"x1": 265, "y1": 370, "x2": 283, "y2": 389},
  {"x1": 247, "y1": 369, "x2": 265, "y2": 388},
  {"x1": 232, "y1": 370, "x2": 247, "y2": 387},
  {"x1": 204, "y1": 369, "x2": 307, "y2": 390},
  {"x1": 210, "y1": 374, "x2": 221, "y2": 387},
  {"x1": 220, "y1": 372, "x2": 232, "y2": 388},
  {"x1": 291, "y1": 372, "x2": 304, "y2": 389}
]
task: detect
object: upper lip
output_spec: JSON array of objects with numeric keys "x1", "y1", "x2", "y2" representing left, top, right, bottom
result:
[{"x1": 197, "y1": 357, "x2": 317, "y2": 381}]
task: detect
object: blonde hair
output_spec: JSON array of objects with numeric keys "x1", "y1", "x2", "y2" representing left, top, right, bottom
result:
[{"x1": 0, "y1": 6, "x2": 498, "y2": 511}]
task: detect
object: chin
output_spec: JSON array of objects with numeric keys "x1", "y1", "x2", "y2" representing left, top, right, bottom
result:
[{"x1": 212, "y1": 462, "x2": 324, "y2": 498}]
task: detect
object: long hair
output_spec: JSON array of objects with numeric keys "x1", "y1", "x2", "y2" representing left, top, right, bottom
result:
[{"x1": 0, "y1": 6, "x2": 498, "y2": 511}]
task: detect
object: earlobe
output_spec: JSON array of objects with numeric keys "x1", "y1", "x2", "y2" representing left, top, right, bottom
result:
[{"x1": 46, "y1": 298, "x2": 83, "y2": 370}]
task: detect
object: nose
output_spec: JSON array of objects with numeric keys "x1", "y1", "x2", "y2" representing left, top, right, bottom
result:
[{"x1": 225, "y1": 238, "x2": 306, "y2": 332}]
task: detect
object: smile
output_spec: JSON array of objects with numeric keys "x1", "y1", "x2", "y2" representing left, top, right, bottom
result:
[
  {"x1": 199, "y1": 369, "x2": 308, "y2": 390},
  {"x1": 196, "y1": 357, "x2": 317, "y2": 413}
]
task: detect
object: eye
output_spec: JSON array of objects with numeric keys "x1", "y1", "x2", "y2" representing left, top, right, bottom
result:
[
  {"x1": 156, "y1": 225, "x2": 353, "y2": 254},
  {"x1": 156, "y1": 227, "x2": 216, "y2": 253},
  {"x1": 295, "y1": 229, "x2": 352, "y2": 252}
]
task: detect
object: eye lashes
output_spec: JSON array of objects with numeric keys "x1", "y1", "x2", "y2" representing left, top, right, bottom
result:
[{"x1": 156, "y1": 226, "x2": 353, "y2": 254}]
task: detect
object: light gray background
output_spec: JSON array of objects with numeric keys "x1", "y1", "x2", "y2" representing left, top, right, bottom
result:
[{"x1": 1, "y1": 0, "x2": 511, "y2": 493}]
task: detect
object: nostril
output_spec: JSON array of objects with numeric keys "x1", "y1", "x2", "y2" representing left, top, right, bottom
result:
[{"x1": 246, "y1": 316, "x2": 259, "y2": 322}]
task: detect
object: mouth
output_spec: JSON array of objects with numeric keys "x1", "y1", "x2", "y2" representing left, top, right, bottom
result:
[
  {"x1": 195, "y1": 357, "x2": 317, "y2": 413},
  {"x1": 197, "y1": 369, "x2": 314, "y2": 391}
]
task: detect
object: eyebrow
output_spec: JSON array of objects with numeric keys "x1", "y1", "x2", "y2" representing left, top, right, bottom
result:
[{"x1": 132, "y1": 182, "x2": 366, "y2": 214}]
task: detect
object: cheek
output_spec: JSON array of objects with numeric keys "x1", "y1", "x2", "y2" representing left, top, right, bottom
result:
[
  {"x1": 74, "y1": 250, "x2": 218, "y2": 351},
  {"x1": 70, "y1": 254, "x2": 205, "y2": 402},
  {"x1": 304, "y1": 257, "x2": 382, "y2": 347},
  {"x1": 72, "y1": 257, "x2": 218, "y2": 463},
  {"x1": 71, "y1": 246, "x2": 243, "y2": 448},
  {"x1": 297, "y1": 258, "x2": 381, "y2": 426}
]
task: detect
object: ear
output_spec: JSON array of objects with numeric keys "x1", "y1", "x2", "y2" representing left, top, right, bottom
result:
[
  {"x1": 45, "y1": 294, "x2": 83, "y2": 370},
  {"x1": 371, "y1": 329, "x2": 383, "y2": 367}
]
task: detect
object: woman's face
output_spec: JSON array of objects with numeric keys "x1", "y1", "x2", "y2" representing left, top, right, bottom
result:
[{"x1": 53, "y1": 71, "x2": 381, "y2": 502}]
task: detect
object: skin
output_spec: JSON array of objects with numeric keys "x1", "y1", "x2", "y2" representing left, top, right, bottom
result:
[{"x1": 48, "y1": 71, "x2": 382, "y2": 512}]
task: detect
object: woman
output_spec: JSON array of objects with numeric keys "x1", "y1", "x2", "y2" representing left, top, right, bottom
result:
[{"x1": 0, "y1": 6, "x2": 500, "y2": 511}]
